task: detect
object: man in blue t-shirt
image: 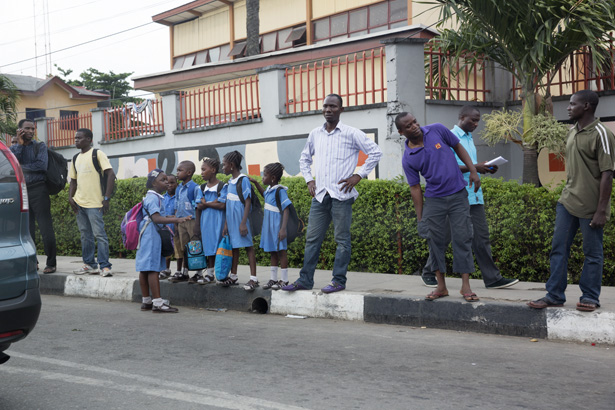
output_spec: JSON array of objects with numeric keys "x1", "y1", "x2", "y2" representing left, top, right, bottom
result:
[
  {"x1": 420, "y1": 106, "x2": 519, "y2": 290},
  {"x1": 397, "y1": 112, "x2": 481, "y2": 302}
]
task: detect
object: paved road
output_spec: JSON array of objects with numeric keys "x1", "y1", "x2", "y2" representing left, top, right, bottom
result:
[{"x1": 1, "y1": 296, "x2": 614, "y2": 410}]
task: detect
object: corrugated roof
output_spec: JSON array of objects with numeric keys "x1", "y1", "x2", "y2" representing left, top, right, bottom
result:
[{"x1": 1, "y1": 73, "x2": 109, "y2": 99}]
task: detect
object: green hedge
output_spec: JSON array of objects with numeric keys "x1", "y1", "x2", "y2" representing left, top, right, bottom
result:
[{"x1": 41, "y1": 176, "x2": 615, "y2": 285}]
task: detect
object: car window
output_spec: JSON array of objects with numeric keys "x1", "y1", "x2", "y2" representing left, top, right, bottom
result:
[{"x1": 0, "y1": 152, "x2": 17, "y2": 182}]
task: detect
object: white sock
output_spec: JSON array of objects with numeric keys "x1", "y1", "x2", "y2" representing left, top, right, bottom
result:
[
  {"x1": 142, "y1": 296, "x2": 152, "y2": 304},
  {"x1": 207, "y1": 268, "x2": 214, "y2": 277},
  {"x1": 270, "y1": 266, "x2": 279, "y2": 281},
  {"x1": 153, "y1": 298, "x2": 164, "y2": 307},
  {"x1": 280, "y1": 269, "x2": 288, "y2": 282},
  {"x1": 230, "y1": 273, "x2": 238, "y2": 280},
  {"x1": 250, "y1": 275, "x2": 258, "y2": 283}
]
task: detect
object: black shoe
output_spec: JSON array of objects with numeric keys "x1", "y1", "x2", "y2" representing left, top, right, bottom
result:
[
  {"x1": 140, "y1": 302, "x2": 153, "y2": 311},
  {"x1": 421, "y1": 275, "x2": 438, "y2": 288},
  {"x1": 486, "y1": 278, "x2": 519, "y2": 289},
  {"x1": 152, "y1": 303, "x2": 179, "y2": 313}
]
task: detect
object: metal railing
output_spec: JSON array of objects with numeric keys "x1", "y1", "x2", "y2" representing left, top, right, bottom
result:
[
  {"x1": 285, "y1": 47, "x2": 387, "y2": 114},
  {"x1": 178, "y1": 76, "x2": 261, "y2": 130},
  {"x1": 47, "y1": 113, "x2": 93, "y2": 148},
  {"x1": 103, "y1": 99, "x2": 164, "y2": 141},
  {"x1": 424, "y1": 42, "x2": 490, "y2": 101}
]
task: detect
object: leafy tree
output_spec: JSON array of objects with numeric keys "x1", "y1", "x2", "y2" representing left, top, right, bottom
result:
[
  {"x1": 428, "y1": 0, "x2": 615, "y2": 185},
  {"x1": 55, "y1": 65, "x2": 136, "y2": 106},
  {"x1": 0, "y1": 74, "x2": 19, "y2": 135}
]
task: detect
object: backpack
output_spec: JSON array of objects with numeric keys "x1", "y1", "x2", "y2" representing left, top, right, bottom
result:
[
  {"x1": 185, "y1": 180, "x2": 199, "y2": 206},
  {"x1": 34, "y1": 142, "x2": 68, "y2": 195},
  {"x1": 184, "y1": 240, "x2": 207, "y2": 271},
  {"x1": 275, "y1": 187, "x2": 304, "y2": 244},
  {"x1": 121, "y1": 202, "x2": 144, "y2": 250},
  {"x1": 72, "y1": 148, "x2": 117, "y2": 197},
  {"x1": 236, "y1": 176, "x2": 263, "y2": 235}
]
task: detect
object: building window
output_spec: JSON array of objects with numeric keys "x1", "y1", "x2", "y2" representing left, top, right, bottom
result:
[
  {"x1": 25, "y1": 108, "x2": 45, "y2": 121},
  {"x1": 228, "y1": 41, "x2": 247, "y2": 58},
  {"x1": 59, "y1": 110, "x2": 79, "y2": 130}
]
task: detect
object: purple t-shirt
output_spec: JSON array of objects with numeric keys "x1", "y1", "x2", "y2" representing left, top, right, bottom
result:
[{"x1": 402, "y1": 123, "x2": 467, "y2": 198}]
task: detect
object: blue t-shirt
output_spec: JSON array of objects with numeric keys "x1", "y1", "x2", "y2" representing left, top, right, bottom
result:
[
  {"x1": 401, "y1": 123, "x2": 466, "y2": 198},
  {"x1": 175, "y1": 180, "x2": 202, "y2": 218},
  {"x1": 451, "y1": 125, "x2": 484, "y2": 205}
]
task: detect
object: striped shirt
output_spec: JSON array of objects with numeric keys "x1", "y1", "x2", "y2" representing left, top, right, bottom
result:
[{"x1": 299, "y1": 120, "x2": 382, "y2": 202}]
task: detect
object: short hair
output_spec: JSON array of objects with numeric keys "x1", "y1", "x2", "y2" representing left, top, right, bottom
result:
[
  {"x1": 223, "y1": 151, "x2": 243, "y2": 171},
  {"x1": 264, "y1": 162, "x2": 284, "y2": 183},
  {"x1": 179, "y1": 160, "x2": 196, "y2": 175},
  {"x1": 76, "y1": 128, "x2": 93, "y2": 140},
  {"x1": 574, "y1": 90, "x2": 599, "y2": 111},
  {"x1": 459, "y1": 105, "x2": 479, "y2": 119},
  {"x1": 167, "y1": 174, "x2": 177, "y2": 181},
  {"x1": 394, "y1": 112, "x2": 411, "y2": 130},
  {"x1": 202, "y1": 157, "x2": 220, "y2": 172},
  {"x1": 18, "y1": 119, "x2": 34, "y2": 128},
  {"x1": 325, "y1": 93, "x2": 343, "y2": 107}
]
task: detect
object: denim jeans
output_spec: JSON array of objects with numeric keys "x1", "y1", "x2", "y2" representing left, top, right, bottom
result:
[
  {"x1": 297, "y1": 194, "x2": 354, "y2": 288},
  {"x1": 27, "y1": 181, "x2": 57, "y2": 267},
  {"x1": 546, "y1": 203, "x2": 603, "y2": 305},
  {"x1": 76, "y1": 206, "x2": 111, "y2": 269}
]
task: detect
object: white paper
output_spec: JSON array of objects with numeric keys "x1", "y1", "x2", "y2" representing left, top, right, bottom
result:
[{"x1": 485, "y1": 156, "x2": 508, "y2": 166}]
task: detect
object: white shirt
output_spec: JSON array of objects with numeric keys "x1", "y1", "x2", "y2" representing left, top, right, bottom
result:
[{"x1": 299, "y1": 121, "x2": 382, "y2": 202}]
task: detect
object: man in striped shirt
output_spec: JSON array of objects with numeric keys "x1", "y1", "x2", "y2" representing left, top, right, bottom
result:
[
  {"x1": 529, "y1": 90, "x2": 615, "y2": 312},
  {"x1": 282, "y1": 94, "x2": 382, "y2": 293}
]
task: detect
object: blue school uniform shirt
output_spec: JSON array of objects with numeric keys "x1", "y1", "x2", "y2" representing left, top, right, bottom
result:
[
  {"x1": 450, "y1": 125, "x2": 484, "y2": 205},
  {"x1": 163, "y1": 192, "x2": 176, "y2": 227},
  {"x1": 260, "y1": 185, "x2": 291, "y2": 252},
  {"x1": 175, "y1": 180, "x2": 202, "y2": 218}
]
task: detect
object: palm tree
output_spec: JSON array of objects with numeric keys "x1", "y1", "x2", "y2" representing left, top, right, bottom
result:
[
  {"x1": 429, "y1": 0, "x2": 615, "y2": 185},
  {"x1": 245, "y1": 0, "x2": 260, "y2": 57},
  {"x1": 0, "y1": 74, "x2": 19, "y2": 136}
]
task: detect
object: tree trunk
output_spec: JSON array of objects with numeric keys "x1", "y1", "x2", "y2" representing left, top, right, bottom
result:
[
  {"x1": 245, "y1": 0, "x2": 260, "y2": 57},
  {"x1": 521, "y1": 87, "x2": 540, "y2": 186}
]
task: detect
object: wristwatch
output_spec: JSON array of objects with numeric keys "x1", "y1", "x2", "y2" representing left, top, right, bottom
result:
[{"x1": 103, "y1": 196, "x2": 110, "y2": 201}]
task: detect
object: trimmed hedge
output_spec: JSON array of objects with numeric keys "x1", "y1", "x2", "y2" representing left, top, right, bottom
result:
[{"x1": 41, "y1": 176, "x2": 615, "y2": 285}]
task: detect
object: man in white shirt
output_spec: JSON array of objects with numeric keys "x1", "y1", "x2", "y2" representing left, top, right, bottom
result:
[{"x1": 282, "y1": 94, "x2": 382, "y2": 293}]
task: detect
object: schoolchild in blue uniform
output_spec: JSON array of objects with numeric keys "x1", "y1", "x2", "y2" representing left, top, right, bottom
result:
[
  {"x1": 250, "y1": 163, "x2": 291, "y2": 290},
  {"x1": 219, "y1": 150, "x2": 258, "y2": 291},
  {"x1": 160, "y1": 174, "x2": 178, "y2": 279},
  {"x1": 195, "y1": 157, "x2": 227, "y2": 284},
  {"x1": 137, "y1": 169, "x2": 191, "y2": 313}
]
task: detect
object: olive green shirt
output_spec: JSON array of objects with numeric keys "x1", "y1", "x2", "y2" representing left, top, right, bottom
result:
[{"x1": 559, "y1": 119, "x2": 615, "y2": 219}]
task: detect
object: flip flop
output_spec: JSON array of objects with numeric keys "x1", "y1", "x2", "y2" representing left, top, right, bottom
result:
[
  {"x1": 576, "y1": 302, "x2": 597, "y2": 312},
  {"x1": 425, "y1": 291, "x2": 449, "y2": 301},
  {"x1": 462, "y1": 292, "x2": 480, "y2": 302}
]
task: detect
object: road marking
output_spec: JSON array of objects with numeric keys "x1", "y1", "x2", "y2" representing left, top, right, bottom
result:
[{"x1": 6, "y1": 352, "x2": 308, "y2": 410}]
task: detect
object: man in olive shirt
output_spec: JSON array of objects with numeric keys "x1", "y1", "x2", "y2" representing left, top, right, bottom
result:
[{"x1": 529, "y1": 90, "x2": 615, "y2": 312}]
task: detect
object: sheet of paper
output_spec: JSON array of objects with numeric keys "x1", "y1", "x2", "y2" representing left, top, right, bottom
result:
[{"x1": 485, "y1": 156, "x2": 508, "y2": 166}]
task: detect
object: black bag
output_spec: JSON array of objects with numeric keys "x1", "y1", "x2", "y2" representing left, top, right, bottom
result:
[
  {"x1": 275, "y1": 187, "x2": 304, "y2": 244},
  {"x1": 144, "y1": 205, "x2": 174, "y2": 257},
  {"x1": 72, "y1": 148, "x2": 117, "y2": 197},
  {"x1": 34, "y1": 142, "x2": 68, "y2": 195},
  {"x1": 236, "y1": 176, "x2": 264, "y2": 235}
]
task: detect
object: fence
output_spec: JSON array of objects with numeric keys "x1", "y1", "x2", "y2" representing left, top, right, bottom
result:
[
  {"x1": 512, "y1": 44, "x2": 615, "y2": 100},
  {"x1": 103, "y1": 99, "x2": 164, "y2": 141},
  {"x1": 1, "y1": 133, "x2": 12, "y2": 146},
  {"x1": 47, "y1": 113, "x2": 93, "y2": 148},
  {"x1": 424, "y1": 42, "x2": 490, "y2": 101},
  {"x1": 178, "y1": 76, "x2": 261, "y2": 130},
  {"x1": 285, "y1": 47, "x2": 387, "y2": 114}
]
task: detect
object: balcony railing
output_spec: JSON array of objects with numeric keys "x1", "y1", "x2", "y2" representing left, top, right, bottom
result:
[
  {"x1": 103, "y1": 99, "x2": 164, "y2": 141},
  {"x1": 285, "y1": 47, "x2": 387, "y2": 114},
  {"x1": 178, "y1": 76, "x2": 261, "y2": 130},
  {"x1": 47, "y1": 113, "x2": 93, "y2": 148}
]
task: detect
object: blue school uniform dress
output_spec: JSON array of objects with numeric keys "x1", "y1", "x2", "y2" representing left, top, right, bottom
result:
[
  {"x1": 136, "y1": 190, "x2": 167, "y2": 272},
  {"x1": 163, "y1": 192, "x2": 176, "y2": 229},
  {"x1": 199, "y1": 183, "x2": 227, "y2": 256},
  {"x1": 225, "y1": 174, "x2": 253, "y2": 249},
  {"x1": 260, "y1": 185, "x2": 291, "y2": 252}
]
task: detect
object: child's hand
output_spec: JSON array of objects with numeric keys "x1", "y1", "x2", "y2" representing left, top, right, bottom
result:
[
  {"x1": 239, "y1": 221, "x2": 248, "y2": 236},
  {"x1": 222, "y1": 226, "x2": 228, "y2": 236},
  {"x1": 278, "y1": 228, "x2": 287, "y2": 241}
]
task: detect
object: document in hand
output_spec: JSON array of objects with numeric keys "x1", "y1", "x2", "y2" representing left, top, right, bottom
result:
[{"x1": 486, "y1": 156, "x2": 508, "y2": 166}]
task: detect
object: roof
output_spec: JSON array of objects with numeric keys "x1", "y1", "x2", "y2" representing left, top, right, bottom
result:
[
  {"x1": 2, "y1": 74, "x2": 110, "y2": 100},
  {"x1": 153, "y1": 0, "x2": 236, "y2": 26}
]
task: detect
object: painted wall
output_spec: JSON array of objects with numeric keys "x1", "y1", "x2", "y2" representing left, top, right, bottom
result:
[
  {"x1": 16, "y1": 82, "x2": 99, "y2": 123},
  {"x1": 173, "y1": 7, "x2": 230, "y2": 56}
]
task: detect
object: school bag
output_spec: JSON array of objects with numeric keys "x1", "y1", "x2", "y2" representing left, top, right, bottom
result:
[
  {"x1": 184, "y1": 239, "x2": 207, "y2": 271},
  {"x1": 72, "y1": 149, "x2": 117, "y2": 197},
  {"x1": 214, "y1": 235, "x2": 233, "y2": 281},
  {"x1": 121, "y1": 202, "x2": 144, "y2": 250},
  {"x1": 236, "y1": 176, "x2": 264, "y2": 235},
  {"x1": 34, "y1": 142, "x2": 68, "y2": 195},
  {"x1": 143, "y1": 205, "x2": 175, "y2": 258},
  {"x1": 275, "y1": 187, "x2": 304, "y2": 244}
]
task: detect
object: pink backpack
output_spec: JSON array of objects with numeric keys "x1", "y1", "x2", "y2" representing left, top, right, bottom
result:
[{"x1": 121, "y1": 202, "x2": 144, "y2": 250}]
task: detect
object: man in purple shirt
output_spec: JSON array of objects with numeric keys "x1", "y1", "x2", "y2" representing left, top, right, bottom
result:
[{"x1": 397, "y1": 112, "x2": 481, "y2": 302}]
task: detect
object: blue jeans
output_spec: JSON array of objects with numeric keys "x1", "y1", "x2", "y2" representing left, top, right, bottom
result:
[
  {"x1": 547, "y1": 203, "x2": 603, "y2": 305},
  {"x1": 76, "y1": 206, "x2": 111, "y2": 269},
  {"x1": 297, "y1": 194, "x2": 354, "y2": 288}
]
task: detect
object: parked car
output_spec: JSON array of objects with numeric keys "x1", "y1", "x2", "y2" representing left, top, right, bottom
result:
[{"x1": 0, "y1": 140, "x2": 41, "y2": 364}]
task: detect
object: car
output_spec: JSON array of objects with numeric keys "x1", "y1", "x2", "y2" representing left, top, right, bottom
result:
[{"x1": 0, "y1": 140, "x2": 41, "y2": 364}]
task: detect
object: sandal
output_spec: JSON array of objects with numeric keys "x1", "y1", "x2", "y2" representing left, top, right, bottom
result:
[
  {"x1": 527, "y1": 297, "x2": 563, "y2": 309},
  {"x1": 576, "y1": 301, "x2": 598, "y2": 312},
  {"x1": 462, "y1": 292, "x2": 480, "y2": 302},
  {"x1": 425, "y1": 290, "x2": 449, "y2": 301},
  {"x1": 218, "y1": 277, "x2": 238, "y2": 287},
  {"x1": 197, "y1": 275, "x2": 215, "y2": 285},
  {"x1": 43, "y1": 266, "x2": 56, "y2": 274}
]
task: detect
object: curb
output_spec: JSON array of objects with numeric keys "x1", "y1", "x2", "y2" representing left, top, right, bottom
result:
[{"x1": 39, "y1": 275, "x2": 615, "y2": 345}]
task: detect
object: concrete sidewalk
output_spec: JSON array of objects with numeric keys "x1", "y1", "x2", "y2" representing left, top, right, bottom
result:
[{"x1": 39, "y1": 255, "x2": 615, "y2": 345}]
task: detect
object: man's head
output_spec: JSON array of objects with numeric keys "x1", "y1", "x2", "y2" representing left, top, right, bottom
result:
[
  {"x1": 75, "y1": 128, "x2": 93, "y2": 150},
  {"x1": 17, "y1": 119, "x2": 35, "y2": 143},
  {"x1": 322, "y1": 94, "x2": 344, "y2": 124},
  {"x1": 458, "y1": 106, "x2": 480, "y2": 134},
  {"x1": 395, "y1": 112, "x2": 422, "y2": 141},
  {"x1": 568, "y1": 90, "x2": 599, "y2": 122}
]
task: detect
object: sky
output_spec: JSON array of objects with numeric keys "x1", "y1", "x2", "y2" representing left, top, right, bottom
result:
[{"x1": 0, "y1": 0, "x2": 189, "y2": 96}]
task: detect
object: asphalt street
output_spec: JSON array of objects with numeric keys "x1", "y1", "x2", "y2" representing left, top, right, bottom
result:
[{"x1": 1, "y1": 295, "x2": 614, "y2": 410}]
